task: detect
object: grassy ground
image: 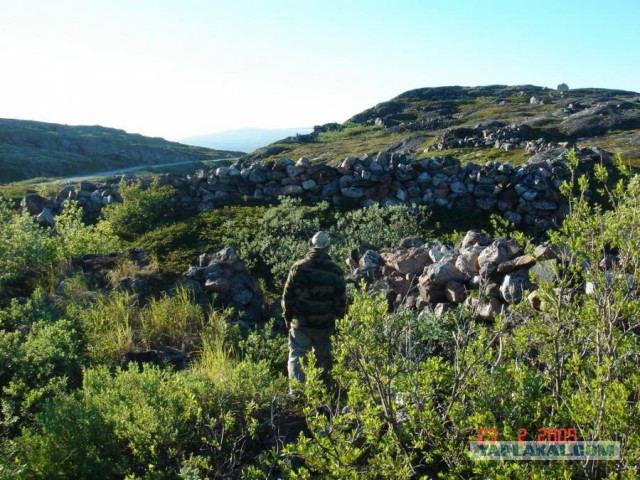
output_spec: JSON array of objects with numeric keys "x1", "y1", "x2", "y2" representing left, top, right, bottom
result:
[
  {"x1": 265, "y1": 124, "x2": 409, "y2": 163},
  {"x1": 588, "y1": 128, "x2": 640, "y2": 167}
]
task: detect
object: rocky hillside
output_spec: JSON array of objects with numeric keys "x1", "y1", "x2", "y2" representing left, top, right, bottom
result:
[
  {"x1": 0, "y1": 118, "x2": 245, "y2": 182},
  {"x1": 242, "y1": 85, "x2": 640, "y2": 167}
]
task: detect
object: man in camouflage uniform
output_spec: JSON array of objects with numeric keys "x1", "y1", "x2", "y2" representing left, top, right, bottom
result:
[{"x1": 282, "y1": 231, "x2": 346, "y2": 386}]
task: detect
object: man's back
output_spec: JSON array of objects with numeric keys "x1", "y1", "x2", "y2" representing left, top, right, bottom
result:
[{"x1": 282, "y1": 250, "x2": 346, "y2": 329}]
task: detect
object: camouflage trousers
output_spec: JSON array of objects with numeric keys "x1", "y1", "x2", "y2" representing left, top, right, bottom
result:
[{"x1": 288, "y1": 325, "x2": 334, "y2": 385}]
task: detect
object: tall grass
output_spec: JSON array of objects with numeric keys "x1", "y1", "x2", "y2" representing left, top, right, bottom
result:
[{"x1": 139, "y1": 287, "x2": 205, "y2": 350}]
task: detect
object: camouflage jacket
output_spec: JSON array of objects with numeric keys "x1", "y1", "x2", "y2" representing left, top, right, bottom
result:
[{"x1": 282, "y1": 249, "x2": 347, "y2": 329}]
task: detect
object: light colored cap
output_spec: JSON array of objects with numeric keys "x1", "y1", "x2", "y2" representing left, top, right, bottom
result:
[{"x1": 309, "y1": 231, "x2": 330, "y2": 249}]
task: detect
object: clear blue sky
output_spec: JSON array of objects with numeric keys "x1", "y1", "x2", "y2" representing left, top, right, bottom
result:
[{"x1": 1, "y1": 0, "x2": 638, "y2": 140}]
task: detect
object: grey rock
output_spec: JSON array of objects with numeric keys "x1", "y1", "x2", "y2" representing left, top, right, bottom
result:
[
  {"x1": 445, "y1": 281, "x2": 466, "y2": 303},
  {"x1": 450, "y1": 181, "x2": 466, "y2": 194},
  {"x1": 496, "y1": 254, "x2": 536, "y2": 273},
  {"x1": 533, "y1": 244, "x2": 559, "y2": 260},
  {"x1": 500, "y1": 270, "x2": 533, "y2": 304},
  {"x1": 80, "y1": 180, "x2": 97, "y2": 191},
  {"x1": 353, "y1": 266, "x2": 382, "y2": 283},
  {"x1": 36, "y1": 207, "x2": 56, "y2": 228},
  {"x1": 302, "y1": 179, "x2": 317, "y2": 190},
  {"x1": 248, "y1": 169, "x2": 268, "y2": 184},
  {"x1": 521, "y1": 189, "x2": 538, "y2": 201},
  {"x1": 478, "y1": 239, "x2": 523, "y2": 268},
  {"x1": 529, "y1": 259, "x2": 558, "y2": 283},
  {"x1": 296, "y1": 156, "x2": 311, "y2": 168},
  {"x1": 533, "y1": 200, "x2": 558, "y2": 211},
  {"x1": 504, "y1": 211, "x2": 522, "y2": 225},
  {"x1": 476, "y1": 198, "x2": 498, "y2": 210},
  {"x1": 214, "y1": 246, "x2": 238, "y2": 265},
  {"x1": 460, "y1": 230, "x2": 492, "y2": 250},
  {"x1": 282, "y1": 185, "x2": 303, "y2": 195},
  {"x1": 431, "y1": 173, "x2": 448, "y2": 187},
  {"x1": 421, "y1": 262, "x2": 468, "y2": 286},
  {"x1": 359, "y1": 250, "x2": 384, "y2": 268},
  {"x1": 205, "y1": 278, "x2": 231, "y2": 293},
  {"x1": 416, "y1": 172, "x2": 432, "y2": 184},
  {"x1": 383, "y1": 247, "x2": 431, "y2": 276},
  {"x1": 341, "y1": 187, "x2": 365, "y2": 199},
  {"x1": 398, "y1": 237, "x2": 425, "y2": 249},
  {"x1": 465, "y1": 296, "x2": 502, "y2": 321},
  {"x1": 232, "y1": 289, "x2": 253, "y2": 306},
  {"x1": 455, "y1": 245, "x2": 485, "y2": 276},
  {"x1": 90, "y1": 191, "x2": 103, "y2": 204},
  {"x1": 417, "y1": 280, "x2": 447, "y2": 304},
  {"x1": 20, "y1": 194, "x2": 51, "y2": 215}
]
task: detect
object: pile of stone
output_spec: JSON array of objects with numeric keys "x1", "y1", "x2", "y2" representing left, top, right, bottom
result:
[
  {"x1": 22, "y1": 178, "x2": 124, "y2": 226},
  {"x1": 347, "y1": 230, "x2": 561, "y2": 321},
  {"x1": 429, "y1": 123, "x2": 536, "y2": 152},
  {"x1": 183, "y1": 246, "x2": 264, "y2": 325}
]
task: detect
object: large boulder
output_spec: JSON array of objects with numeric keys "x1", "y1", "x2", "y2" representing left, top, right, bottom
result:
[
  {"x1": 20, "y1": 194, "x2": 51, "y2": 215},
  {"x1": 382, "y1": 247, "x2": 432, "y2": 276},
  {"x1": 500, "y1": 270, "x2": 533, "y2": 304},
  {"x1": 420, "y1": 262, "x2": 468, "y2": 286},
  {"x1": 496, "y1": 254, "x2": 536, "y2": 274},
  {"x1": 465, "y1": 296, "x2": 502, "y2": 322},
  {"x1": 477, "y1": 238, "x2": 523, "y2": 269},
  {"x1": 359, "y1": 250, "x2": 384, "y2": 269},
  {"x1": 460, "y1": 229, "x2": 492, "y2": 250},
  {"x1": 455, "y1": 245, "x2": 485, "y2": 276}
]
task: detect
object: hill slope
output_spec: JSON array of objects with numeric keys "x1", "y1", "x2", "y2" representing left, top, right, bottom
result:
[
  {"x1": 241, "y1": 85, "x2": 640, "y2": 167},
  {"x1": 181, "y1": 127, "x2": 313, "y2": 153},
  {"x1": 0, "y1": 119, "x2": 245, "y2": 183}
]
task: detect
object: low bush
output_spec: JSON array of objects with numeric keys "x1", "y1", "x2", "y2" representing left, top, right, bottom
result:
[
  {"x1": 0, "y1": 199, "x2": 61, "y2": 288},
  {"x1": 103, "y1": 181, "x2": 177, "y2": 239},
  {"x1": 0, "y1": 289, "x2": 84, "y2": 437},
  {"x1": 4, "y1": 351, "x2": 287, "y2": 479}
]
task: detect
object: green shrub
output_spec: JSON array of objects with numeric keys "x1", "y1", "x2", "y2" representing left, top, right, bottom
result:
[
  {"x1": 0, "y1": 198, "x2": 120, "y2": 291},
  {"x1": 4, "y1": 360, "x2": 286, "y2": 479},
  {"x1": 329, "y1": 203, "x2": 432, "y2": 261},
  {"x1": 103, "y1": 181, "x2": 177, "y2": 239},
  {"x1": 137, "y1": 217, "x2": 205, "y2": 271},
  {"x1": 0, "y1": 199, "x2": 61, "y2": 287},
  {"x1": 55, "y1": 200, "x2": 120, "y2": 257},
  {"x1": 0, "y1": 289, "x2": 83, "y2": 436}
]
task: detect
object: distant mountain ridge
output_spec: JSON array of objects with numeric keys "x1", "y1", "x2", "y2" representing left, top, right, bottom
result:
[
  {"x1": 0, "y1": 118, "x2": 244, "y2": 183},
  {"x1": 181, "y1": 127, "x2": 313, "y2": 154}
]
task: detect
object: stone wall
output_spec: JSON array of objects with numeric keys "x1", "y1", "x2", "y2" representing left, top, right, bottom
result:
[{"x1": 27, "y1": 146, "x2": 612, "y2": 231}]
